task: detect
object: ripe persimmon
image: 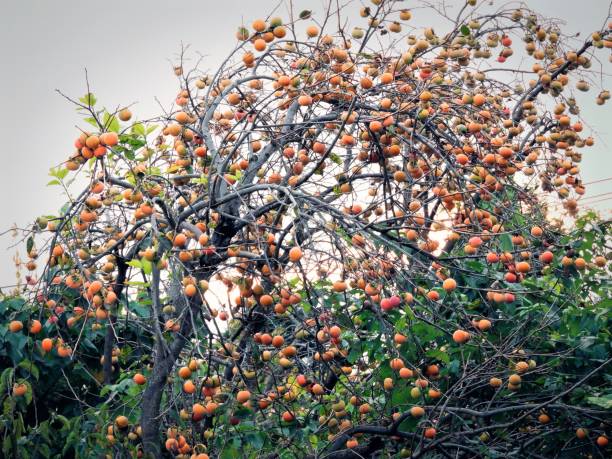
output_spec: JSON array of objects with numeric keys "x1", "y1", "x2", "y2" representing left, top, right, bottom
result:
[
  {"x1": 380, "y1": 72, "x2": 394, "y2": 84},
  {"x1": 540, "y1": 251, "x2": 554, "y2": 263},
  {"x1": 298, "y1": 94, "x2": 312, "y2": 106},
  {"x1": 165, "y1": 438, "x2": 179, "y2": 451},
  {"x1": 515, "y1": 361, "x2": 529, "y2": 373},
  {"x1": 183, "y1": 380, "x2": 196, "y2": 394},
  {"x1": 312, "y1": 383, "x2": 324, "y2": 395},
  {"x1": 306, "y1": 25, "x2": 319, "y2": 37},
  {"x1": 333, "y1": 281, "x2": 347, "y2": 292},
  {"x1": 173, "y1": 233, "x2": 187, "y2": 247},
  {"x1": 41, "y1": 338, "x2": 53, "y2": 353},
  {"x1": 400, "y1": 9, "x2": 412, "y2": 20},
  {"x1": 115, "y1": 416, "x2": 129, "y2": 429},
  {"x1": 259, "y1": 294, "x2": 274, "y2": 307},
  {"x1": 442, "y1": 278, "x2": 457, "y2": 292},
  {"x1": 52, "y1": 245, "x2": 64, "y2": 257},
  {"x1": 192, "y1": 403, "x2": 206, "y2": 421},
  {"x1": 184, "y1": 284, "x2": 197, "y2": 297},
  {"x1": 118, "y1": 109, "x2": 132, "y2": 121},
  {"x1": 530, "y1": 226, "x2": 543, "y2": 237},
  {"x1": 576, "y1": 428, "x2": 588, "y2": 439},
  {"x1": 13, "y1": 383, "x2": 27, "y2": 397},
  {"x1": 452, "y1": 329, "x2": 470, "y2": 344},
  {"x1": 178, "y1": 367, "x2": 192, "y2": 379},
  {"x1": 472, "y1": 94, "x2": 486, "y2": 106},
  {"x1": 596, "y1": 435, "x2": 608, "y2": 447},
  {"x1": 252, "y1": 19, "x2": 266, "y2": 32},
  {"x1": 175, "y1": 111, "x2": 190, "y2": 124},
  {"x1": 100, "y1": 132, "x2": 119, "y2": 147},
  {"x1": 399, "y1": 367, "x2": 413, "y2": 379},
  {"x1": 346, "y1": 438, "x2": 358, "y2": 449},
  {"x1": 254, "y1": 39, "x2": 266, "y2": 52},
  {"x1": 538, "y1": 413, "x2": 550, "y2": 424},
  {"x1": 9, "y1": 320, "x2": 23, "y2": 332},
  {"x1": 273, "y1": 26, "x2": 286, "y2": 38},
  {"x1": 390, "y1": 358, "x2": 405, "y2": 370},
  {"x1": 329, "y1": 325, "x2": 341, "y2": 338}
]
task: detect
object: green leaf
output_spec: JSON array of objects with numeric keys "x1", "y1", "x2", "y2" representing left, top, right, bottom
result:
[
  {"x1": 39, "y1": 420, "x2": 51, "y2": 443},
  {"x1": 220, "y1": 438, "x2": 242, "y2": 459},
  {"x1": 499, "y1": 234, "x2": 513, "y2": 252},
  {"x1": 121, "y1": 135, "x2": 146, "y2": 149},
  {"x1": 127, "y1": 259, "x2": 142, "y2": 270},
  {"x1": 141, "y1": 258, "x2": 153, "y2": 275},
  {"x1": 299, "y1": 10, "x2": 312, "y2": 19},
  {"x1": 411, "y1": 322, "x2": 445, "y2": 341},
  {"x1": 447, "y1": 359, "x2": 461, "y2": 375},
  {"x1": 586, "y1": 395, "x2": 612, "y2": 409},
  {"x1": 37, "y1": 443, "x2": 51, "y2": 459},
  {"x1": 26, "y1": 236, "x2": 34, "y2": 255},
  {"x1": 79, "y1": 93, "x2": 97, "y2": 106},
  {"x1": 99, "y1": 377, "x2": 133, "y2": 398},
  {"x1": 55, "y1": 415, "x2": 71, "y2": 433},
  {"x1": 22, "y1": 380, "x2": 33, "y2": 406},
  {"x1": 62, "y1": 430, "x2": 78, "y2": 455},
  {"x1": 460, "y1": 25, "x2": 470, "y2": 36},
  {"x1": 3, "y1": 436, "x2": 12, "y2": 457},
  {"x1": 5, "y1": 332, "x2": 28, "y2": 363},
  {"x1": 329, "y1": 153, "x2": 342, "y2": 165},
  {"x1": 426, "y1": 348, "x2": 450, "y2": 364},
  {"x1": 18, "y1": 360, "x2": 39, "y2": 380},
  {"x1": 391, "y1": 386, "x2": 411, "y2": 406},
  {"x1": 103, "y1": 112, "x2": 120, "y2": 133},
  {"x1": 347, "y1": 347, "x2": 363, "y2": 364},
  {"x1": 131, "y1": 123, "x2": 146, "y2": 136},
  {"x1": 126, "y1": 281, "x2": 150, "y2": 288},
  {"x1": 245, "y1": 432, "x2": 265, "y2": 449},
  {"x1": 49, "y1": 167, "x2": 69, "y2": 181},
  {"x1": 0, "y1": 297, "x2": 26, "y2": 314},
  {"x1": 0, "y1": 367, "x2": 14, "y2": 395},
  {"x1": 83, "y1": 117, "x2": 99, "y2": 128},
  {"x1": 129, "y1": 302, "x2": 151, "y2": 319}
]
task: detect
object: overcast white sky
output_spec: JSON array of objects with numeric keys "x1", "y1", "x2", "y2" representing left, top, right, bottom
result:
[{"x1": 0, "y1": 0, "x2": 610, "y2": 287}]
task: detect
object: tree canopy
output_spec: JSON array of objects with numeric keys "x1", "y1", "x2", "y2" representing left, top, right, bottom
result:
[{"x1": 1, "y1": 1, "x2": 611, "y2": 458}]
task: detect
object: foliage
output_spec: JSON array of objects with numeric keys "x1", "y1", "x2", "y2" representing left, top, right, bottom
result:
[{"x1": 1, "y1": 1, "x2": 612, "y2": 458}]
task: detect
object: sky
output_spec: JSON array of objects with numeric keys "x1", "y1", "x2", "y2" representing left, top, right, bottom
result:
[{"x1": 0, "y1": 0, "x2": 610, "y2": 288}]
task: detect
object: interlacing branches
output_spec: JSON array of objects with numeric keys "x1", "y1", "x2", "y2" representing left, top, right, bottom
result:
[{"x1": 2, "y1": 1, "x2": 612, "y2": 459}]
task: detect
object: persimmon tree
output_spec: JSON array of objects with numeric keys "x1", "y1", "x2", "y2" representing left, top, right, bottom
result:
[{"x1": 2, "y1": 1, "x2": 612, "y2": 458}]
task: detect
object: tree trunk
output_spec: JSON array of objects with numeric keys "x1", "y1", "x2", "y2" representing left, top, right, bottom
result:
[
  {"x1": 102, "y1": 321, "x2": 116, "y2": 384},
  {"x1": 140, "y1": 211, "x2": 237, "y2": 455},
  {"x1": 140, "y1": 349, "x2": 178, "y2": 457},
  {"x1": 140, "y1": 270, "x2": 208, "y2": 456},
  {"x1": 103, "y1": 259, "x2": 128, "y2": 385}
]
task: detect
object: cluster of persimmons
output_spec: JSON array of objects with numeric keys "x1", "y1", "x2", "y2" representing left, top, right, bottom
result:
[{"x1": 7, "y1": 1, "x2": 611, "y2": 457}]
